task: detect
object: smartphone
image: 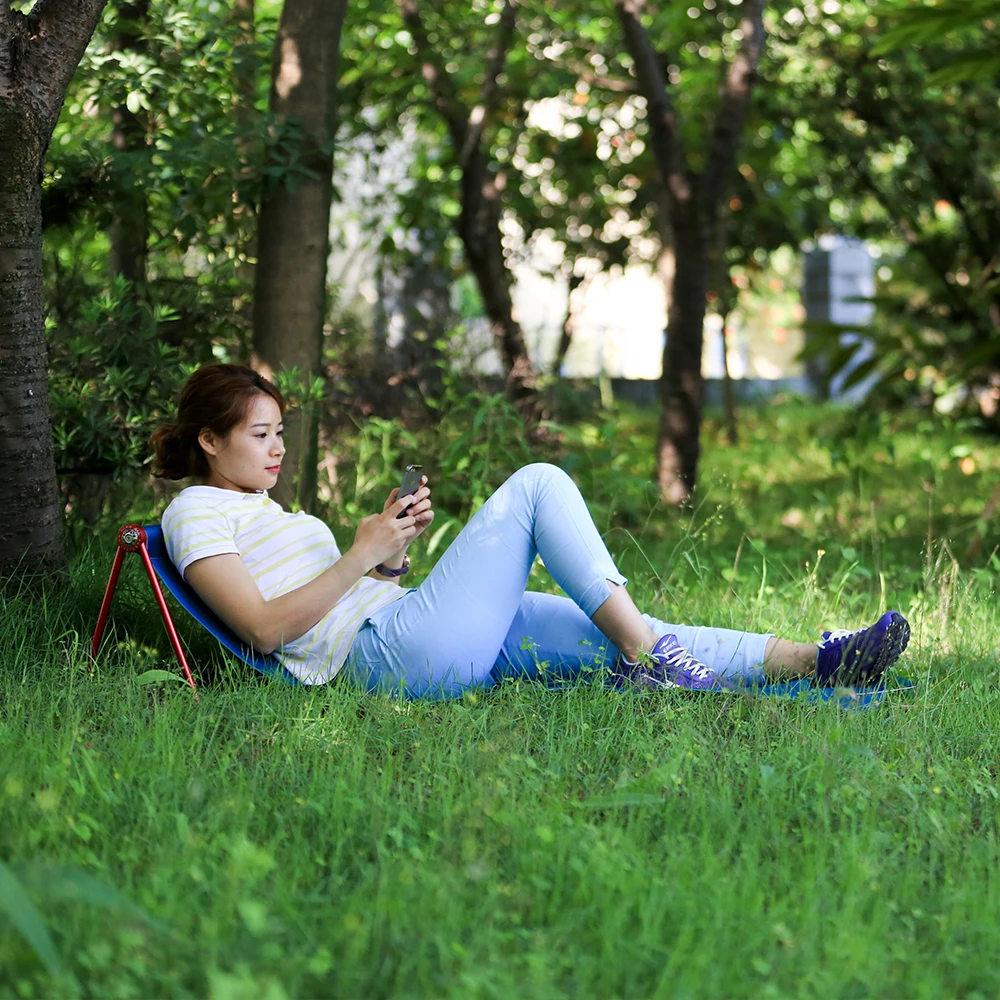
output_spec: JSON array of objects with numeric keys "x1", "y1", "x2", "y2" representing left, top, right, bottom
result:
[{"x1": 397, "y1": 464, "x2": 424, "y2": 518}]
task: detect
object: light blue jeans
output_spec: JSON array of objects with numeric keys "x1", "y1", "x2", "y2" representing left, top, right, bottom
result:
[{"x1": 345, "y1": 464, "x2": 773, "y2": 699}]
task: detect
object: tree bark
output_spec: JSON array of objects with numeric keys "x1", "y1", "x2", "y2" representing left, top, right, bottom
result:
[
  {"x1": 615, "y1": 0, "x2": 764, "y2": 504},
  {"x1": 396, "y1": 0, "x2": 536, "y2": 395},
  {"x1": 554, "y1": 270, "x2": 584, "y2": 374},
  {"x1": 252, "y1": 0, "x2": 348, "y2": 512},
  {"x1": 0, "y1": 0, "x2": 111, "y2": 580},
  {"x1": 657, "y1": 207, "x2": 708, "y2": 503},
  {"x1": 109, "y1": 0, "x2": 150, "y2": 287},
  {"x1": 230, "y1": 0, "x2": 257, "y2": 351},
  {"x1": 718, "y1": 304, "x2": 738, "y2": 445}
]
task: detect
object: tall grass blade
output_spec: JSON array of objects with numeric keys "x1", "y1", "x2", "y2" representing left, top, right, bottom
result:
[{"x1": 0, "y1": 859, "x2": 62, "y2": 976}]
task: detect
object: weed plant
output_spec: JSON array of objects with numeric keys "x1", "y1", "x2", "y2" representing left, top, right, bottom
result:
[{"x1": 1, "y1": 401, "x2": 999, "y2": 998}]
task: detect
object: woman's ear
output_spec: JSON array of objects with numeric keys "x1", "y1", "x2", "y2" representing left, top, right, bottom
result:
[{"x1": 198, "y1": 428, "x2": 219, "y2": 457}]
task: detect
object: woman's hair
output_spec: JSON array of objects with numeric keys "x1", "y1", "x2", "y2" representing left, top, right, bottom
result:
[{"x1": 150, "y1": 364, "x2": 285, "y2": 480}]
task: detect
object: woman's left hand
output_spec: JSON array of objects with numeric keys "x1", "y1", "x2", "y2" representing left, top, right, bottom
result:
[{"x1": 382, "y1": 475, "x2": 434, "y2": 546}]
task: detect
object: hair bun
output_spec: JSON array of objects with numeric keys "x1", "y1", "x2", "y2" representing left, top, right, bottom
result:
[{"x1": 150, "y1": 423, "x2": 191, "y2": 480}]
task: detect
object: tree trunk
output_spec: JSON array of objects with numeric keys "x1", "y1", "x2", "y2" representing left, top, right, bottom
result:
[
  {"x1": 457, "y1": 209, "x2": 531, "y2": 385},
  {"x1": 0, "y1": 114, "x2": 65, "y2": 577},
  {"x1": 1, "y1": 0, "x2": 111, "y2": 580},
  {"x1": 554, "y1": 271, "x2": 584, "y2": 374},
  {"x1": 396, "y1": 0, "x2": 537, "y2": 397},
  {"x1": 457, "y1": 154, "x2": 533, "y2": 387},
  {"x1": 252, "y1": 0, "x2": 348, "y2": 512},
  {"x1": 369, "y1": 241, "x2": 449, "y2": 412},
  {"x1": 230, "y1": 0, "x2": 257, "y2": 352},
  {"x1": 615, "y1": 0, "x2": 764, "y2": 504},
  {"x1": 718, "y1": 304, "x2": 738, "y2": 445},
  {"x1": 109, "y1": 0, "x2": 150, "y2": 287},
  {"x1": 658, "y1": 212, "x2": 708, "y2": 505}
]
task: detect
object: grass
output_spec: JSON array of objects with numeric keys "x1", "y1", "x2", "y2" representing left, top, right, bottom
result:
[{"x1": 2, "y1": 400, "x2": 999, "y2": 999}]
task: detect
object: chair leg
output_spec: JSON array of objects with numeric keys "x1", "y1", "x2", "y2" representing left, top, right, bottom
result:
[
  {"x1": 137, "y1": 542, "x2": 199, "y2": 699},
  {"x1": 91, "y1": 545, "x2": 126, "y2": 660}
]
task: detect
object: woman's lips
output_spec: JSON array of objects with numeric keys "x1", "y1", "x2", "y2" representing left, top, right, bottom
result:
[{"x1": 266, "y1": 466, "x2": 281, "y2": 473}]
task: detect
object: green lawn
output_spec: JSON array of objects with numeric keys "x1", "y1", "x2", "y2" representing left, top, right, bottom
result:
[{"x1": 2, "y1": 402, "x2": 999, "y2": 999}]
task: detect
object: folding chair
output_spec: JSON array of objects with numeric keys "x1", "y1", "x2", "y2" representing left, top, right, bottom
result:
[{"x1": 90, "y1": 524, "x2": 299, "y2": 696}]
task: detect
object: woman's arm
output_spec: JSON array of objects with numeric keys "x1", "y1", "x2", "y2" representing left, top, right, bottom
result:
[{"x1": 185, "y1": 496, "x2": 420, "y2": 654}]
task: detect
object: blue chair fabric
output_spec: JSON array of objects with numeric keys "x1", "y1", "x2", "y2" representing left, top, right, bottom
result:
[{"x1": 142, "y1": 524, "x2": 299, "y2": 685}]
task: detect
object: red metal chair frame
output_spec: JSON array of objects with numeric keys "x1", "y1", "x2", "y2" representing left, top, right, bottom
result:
[{"x1": 90, "y1": 524, "x2": 199, "y2": 698}]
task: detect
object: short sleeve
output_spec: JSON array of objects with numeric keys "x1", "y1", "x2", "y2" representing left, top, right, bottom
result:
[{"x1": 161, "y1": 495, "x2": 240, "y2": 578}]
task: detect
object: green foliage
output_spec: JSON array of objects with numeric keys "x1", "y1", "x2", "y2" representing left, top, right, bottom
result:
[
  {"x1": 325, "y1": 372, "x2": 537, "y2": 537},
  {"x1": 0, "y1": 861, "x2": 62, "y2": 979},
  {"x1": 425, "y1": 376, "x2": 537, "y2": 515},
  {"x1": 48, "y1": 279, "x2": 188, "y2": 478},
  {"x1": 774, "y1": 2, "x2": 1000, "y2": 428},
  {"x1": 874, "y1": 0, "x2": 1000, "y2": 84},
  {"x1": 48, "y1": 3, "x2": 270, "y2": 249},
  {"x1": 42, "y1": 2, "x2": 282, "y2": 387},
  {"x1": 0, "y1": 857, "x2": 157, "y2": 987}
]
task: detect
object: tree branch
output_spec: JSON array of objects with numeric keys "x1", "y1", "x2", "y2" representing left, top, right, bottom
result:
[
  {"x1": 397, "y1": 0, "x2": 518, "y2": 170},
  {"x1": 396, "y1": 0, "x2": 469, "y2": 152},
  {"x1": 702, "y1": 0, "x2": 765, "y2": 215},
  {"x1": 566, "y1": 60, "x2": 637, "y2": 94},
  {"x1": 613, "y1": 0, "x2": 691, "y2": 206},
  {"x1": 460, "y1": 0, "x2": 518, "y2": 162},
  {"x1": 18, "y1": 0, "x2": 110, "y2": 137}
]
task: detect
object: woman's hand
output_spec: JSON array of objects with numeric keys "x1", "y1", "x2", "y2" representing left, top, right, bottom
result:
[
  {"x1": 350, "y1": 497, "x2": 421, "y2": 570},
  {"x1": 382, "y1": 475, "x2": 434, "y2": 542}
]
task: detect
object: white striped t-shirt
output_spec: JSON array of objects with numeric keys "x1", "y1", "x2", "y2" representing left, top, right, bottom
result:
[{"x1": 161, "y1": 486, "x2": 407, "y2": 684}]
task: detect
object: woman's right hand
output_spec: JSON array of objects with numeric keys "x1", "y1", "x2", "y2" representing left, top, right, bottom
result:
[{"x1": 350, "y1": 498, "x2": 419, "y2": 569}]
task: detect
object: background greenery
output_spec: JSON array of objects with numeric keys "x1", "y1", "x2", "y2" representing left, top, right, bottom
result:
[{"x1": 39, "y1": 0, "x2": 1000, "y2": 519}]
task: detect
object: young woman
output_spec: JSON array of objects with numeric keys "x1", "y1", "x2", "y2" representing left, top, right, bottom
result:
[{"x1": 152, "y1": 364, "x2": 910, "y2": 699}]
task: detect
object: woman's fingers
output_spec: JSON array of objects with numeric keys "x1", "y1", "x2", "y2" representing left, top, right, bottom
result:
[
  {"x1": 391, "y1": 494, "x2": 415, "y2": 518},
  {"x1": 401, "y1": 484, "x2": 430, "y2": 504}
]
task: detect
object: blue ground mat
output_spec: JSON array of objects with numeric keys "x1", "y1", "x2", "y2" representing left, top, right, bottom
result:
[{"x1": 752, "y1": 677, "x2": 916, "y2": 709}]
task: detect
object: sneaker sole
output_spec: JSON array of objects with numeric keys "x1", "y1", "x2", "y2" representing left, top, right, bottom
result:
[{"x1": 851, "y1": 612, "x2": 910, "y2": 686}]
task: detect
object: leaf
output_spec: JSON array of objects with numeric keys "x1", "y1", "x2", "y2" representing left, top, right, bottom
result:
[
  {"x1": 838, "y1": 354, "x2": 881, "y2": 392},
  {"x1": 0, "y1": 860, "x2": 62, "y2": 976},
  {"x1": 425, "y1": 517, "x2": 457, "y2": 557},
  {"x1": 872, "y1": 0, "x2": 1000, "y2": 54},
  {"x1": 135, "y1": 669, "x2": 187, "y2": 685},
  {"x1": 15, "y1": 865, "x2": 164, "y2": 930},
  {"x1": 928, "y1": 50, "x2": 1000, "y2": 86}
]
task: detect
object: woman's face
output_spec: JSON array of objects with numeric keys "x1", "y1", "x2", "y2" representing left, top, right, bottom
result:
[{"x1": 199, "y1": 393, "x2": 285, "y2": 493}]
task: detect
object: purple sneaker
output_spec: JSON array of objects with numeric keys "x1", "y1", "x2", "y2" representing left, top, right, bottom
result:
[
  {"x1": 611, "y1": 633, "x2": 732, "y2": 691},
  {"x1": 816, "y1": 610, "x2": 910, "y2": 687}
]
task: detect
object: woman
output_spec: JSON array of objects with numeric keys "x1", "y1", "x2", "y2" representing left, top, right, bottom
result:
[{"x1": 152, "y1": 364, "x2": 910, "y2": 699}]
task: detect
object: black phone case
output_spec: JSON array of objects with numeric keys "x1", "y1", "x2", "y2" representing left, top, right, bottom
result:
[{"x1": 397, "y1": 465, "x2": 423, "y2": 517}]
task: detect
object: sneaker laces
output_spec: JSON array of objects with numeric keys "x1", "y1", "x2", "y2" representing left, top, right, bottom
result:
[
  {"x1": 655, "y1": 642, "x2": 716, "y2": 682},
  {"x1": 818, "y1": 627, "x2": 859, "y2": 648}
]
